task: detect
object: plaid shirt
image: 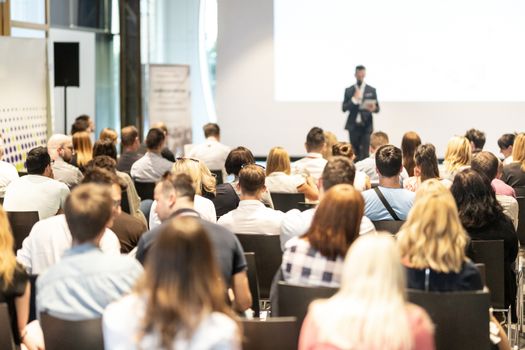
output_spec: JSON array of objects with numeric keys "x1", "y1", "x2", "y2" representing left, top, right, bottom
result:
[{"x1": 282, "y1": 237, "x2": 344, "y2": 288}]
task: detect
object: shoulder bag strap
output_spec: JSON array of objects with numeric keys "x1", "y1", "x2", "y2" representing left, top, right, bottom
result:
[{"x1": 374, "y1": 187, "x2": 401, "y2": 221}]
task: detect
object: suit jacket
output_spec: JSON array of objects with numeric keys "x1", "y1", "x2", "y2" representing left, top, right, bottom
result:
[{"x1": 342, "y1": 84, "x2": 380, "y2": 131}]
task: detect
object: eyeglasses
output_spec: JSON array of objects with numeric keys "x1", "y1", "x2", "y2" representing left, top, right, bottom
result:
[
  {"x1": 240, "y1": 163, "x2": 265, "y2": 170},
  {"x1": 176, "y1": 157, "x2": 199, "y2": 163}
]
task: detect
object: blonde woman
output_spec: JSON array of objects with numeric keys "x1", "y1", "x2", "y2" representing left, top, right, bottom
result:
[
  {"x1": 265, "y1": 147, "x2": 318, "y2": 201},
  {"x1": 71, "y1": 131, "x2": 93, "y2": 172},
  {"x1": 442, "y1": 136, "x2": 471, "y2": 181},
  {"x1": 502, "y1": 132, "x2": 525, "y2": 188},
  {"x1": 99, "y1": 128, "x2": 118, "y2": 145},
  {"x1": 332, "y1": 142, "x2": 371, "y2": 191},
  {"x1": 299, "y1": 234, "x2": 434, "y2": 350},
  {"x1": 321, "y1": 131, "x2": 338, "y2": 159}
]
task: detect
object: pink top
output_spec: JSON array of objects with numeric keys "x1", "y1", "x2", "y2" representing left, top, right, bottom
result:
[
  {"x1": 299, "y1": 304, "x2": 435, "y2": 350},
  {"x1": 492, "y1": 179, "x2": 516, "y2": 198}
]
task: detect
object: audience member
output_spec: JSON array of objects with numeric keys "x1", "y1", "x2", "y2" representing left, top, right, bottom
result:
[
  {"x1": 70, "y1": 114, "x2": 94, "y2": 135},
  {"x1": 93, "y1": 139, "x2": 118, "y2": 160},
  {"x1": 502, "y1": 132, "x2": 525, "y2": 190},
  {"x1": 498, "y1": 133, "x2": 515, "y2": 165},
  {"x1": 451, "y1": 169, "x2": 518, "y2": 320},
  {"x1": 361, "y1": 145, "x2": 415, "y2": 220},
  {"x1": 442, "y1": 136, "x2": 471, "y2": 181},
  {"x1": 0, "y1": 139, "x2": 19, "y2": 198},
  {"x1": 104, "y1": 217, "x2": 241, "y2": 349},
  {"x1": 401, "y1": 131, "x2": 422, "y2": 176},
  {"x1": 99, "y1": 127, "x2": 118, "y2": 145},
  {"x1": 299, "y1": 234, "x2": 434, "y2": 350},
  {"x1": 47, "y1": 134, "x2": 83, "y2": 188},
  {"x1": 117, "y1": 125, "x2": 143, "y2": 173},
  {"x1": 292, "y1": 127, "x2": 328, "y2": 181},
  {"x1": 282, "y1": 184, "x2": 363, "y2": 287},
  {"x1": 135, "y1": 173, "x2": 251, "y2": 312},
  {"x1": 218, "y1": 164, "x2": 284, "y2": 234},
  {"x1": 131, "y1": 128, "x2": 173, "y2": 182},
  {"x1": 71, "y1": 130, "x2": 93, "y2": 172},
  {"x1": 404, "y1": 143, "x2": 451, "y2": 192},
  {"x1": 188, "y1": 123, "x2": 231, "y2": 173},
  {"x1": 148, "y1": 122, "x2": 176, "y2": 162},
  {"x1": 465, "y1": 128, "x2": 486, "y2": 154},
  {"x1": 321, "y1": 130, "x2": 338, "y2": 159},
  {"x1": 332, "y1": 142, "x2": 371, "y2": 191},
  {"x1": 265, "y1": 146, "x2": 318, "y2": 200},
  {"x1": 3, "y1": 147, "x2": 70, "y2": 220},
  {"x1": 280, "y1": 156, "x2": 375, "y2": 250},
  {"x1": 36, "y1": 183, "x2": 143, "y2": 320}
]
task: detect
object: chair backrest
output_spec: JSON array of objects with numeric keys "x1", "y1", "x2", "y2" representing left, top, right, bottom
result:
[
  {"x1": 407, "y1": 290, "x2": 491, "y2": 350},
  {"x1": 120, "y1": 189, "x2": 131, "y2": 214},
  {"x1": 515, "y1": 196, "x2": 525, "y2": 245},
  {"x1": 270, "y1": 192, "x2": 305, "y2": 212},
  {"x1": 242, "y1": 317, "x2": 299, "y2": 350},
  {"x1": 210, "y1": 169, "x2": 224, "y2": 185},
  {"x1": 372, "y1": 220, "x2": 405, "y2": 234},
  {"x1": 133, "y1": 181, "x2": 156, "y2": 200},
  {"x1": 277, "y1": 282, "x2": 338, "y2": 326},
  {"x1": 244, "y1": 252, "x2": 261, "y2": 317},
  {"x1": 514, "y1": 186, "x2": 525, "y2": 198},
  {"x1": 469, "y1": 240, "x2": 505, "y2": 308},
  {"x1": 474, "y1": 263, "x2": 486, "y2": 287},
  {"x1": 0, "y1": 303, "x2": 16, "y2": 350},
  {"x1": 40, "y1": 313, "x2": 104, "y2": 350},
  {"x1": 7, "y1": 211, "x2": 39, "y2": 251},
  {"x1": 235, "y1": 234, "x2": 282, "y2": 299}
]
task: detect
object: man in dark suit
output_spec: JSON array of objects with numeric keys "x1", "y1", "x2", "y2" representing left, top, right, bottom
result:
[{"x1": 342, "y1": 65, "x2": 380, "y2": 161}]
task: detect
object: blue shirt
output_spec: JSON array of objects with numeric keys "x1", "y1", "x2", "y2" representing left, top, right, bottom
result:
[
  {"x1": 37, "y1": 243, "x2": 143, "y2": 320},
  {"x1": 362, "y1": 186, "x2": 415, "y2": 221}
]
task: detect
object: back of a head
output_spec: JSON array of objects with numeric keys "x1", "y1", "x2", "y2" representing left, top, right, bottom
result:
[
  {"x1": 444, "y1": 136, "x2": 471, "y2": 171},
  {"x1": 26, "y1": 146, "x2": 51, "y2": 175},
  {"x1": 322, "y1": 131, "x2": 338, "y2": 158},
  {"x1": 47, "y1": 134, "x2": 70, "y2": 159},
  {"x1": 414, "y1": 144, "x2": 439, "y2": 181},
  {"x1": 471, "y1": 151, "x2": 499, "y2": 181},
  {"x1": 305, "y1": 127, "x2": 325, "y2": 153},
  {"x1": 498, "y1": 133, "x2": 515, "y2": 150},
  {"x1": 225, "y1": 146, "x2": 254, "y2": 176},
  {"x1": 82, "y1": 166, "x2": 120, "y2": 186},
  {"x1": 321, "y1": 156, "x2": 356, "y2": 190},
  {"x1": 161, "y1": 172, "x2": 196, "y2": 200},
  {"x1": 150, "y1": 122, "x2": 168, "y2": 135},
  {"x1": 70, "y1": 118, "x2": 89, "y2": 135},
  {"x1": 145, "y1": 128, "x2": 166, "y2": 150},
  {"x1": 512, "y1": 133, "x2": 525, "y2": 166},
  {"x1": 65, "y1": 183, "x2": 113, "y2": 243},
  {"x1": 86, "y1": 155, "x2": 117, "y2": 173},
  {"x1": 332, "y1": 142, "x2": 355, "y2": 161},
  {"x1": 73, "y1": 131, "x2": 93, "y2": 153},
  {"x1": 93, "y1": 139, "x2": 118, "y2": 160},
  {"x1": 266, "y1": 147, "x2": 291, "y2": 175},
  {"x1": 306, "y1": 184, "x2": 363, "y2": 259},
  {"x1": 464, "y1": 128, "x2": 486, "y2": 150},
  {"x1": 238, "y1": 164, "x2": 265, "y2": 195},
  {"x1": 121, "y1": 126, "x2": 139, "y2": 148},
  {"x1": 172, "y1": 158, "x2": 201, "y2": 194},
  {"x1": 203, "y1": 123, "x2": 220, "y2": 138},
  {"x1": 401, "y1": 131, "x2": 422, "y2": 176},
  {"x1": 370, "y1": 131, "x2": 389, "y2": 152},
  {"x1": 375, "y1": 145, "x2": 402, "y2": 178},
  {"x1": 99, "y1": 128, "x2": 118, "y2": 145}
]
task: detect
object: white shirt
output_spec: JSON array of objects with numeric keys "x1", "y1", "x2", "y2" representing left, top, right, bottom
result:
[
  {"x1": 130, "y1": 152, "x2": 174, "y2": 182},
  {"x1": 0, "y1": 160, "x2": 19, "y2": 197},
  {"x1": 265, "y1": 172, "x2": 305, "y2": 194},
  {"x1": 188, "y1": 137, "x2": 231, "y2": 171},
  {"x1": 103, "y1": 294, "x2": 240, "y2": 350},
  {"x1": 496, "y1": 194, "x2": 519, "y2": 230},
  {"x1": 280, "y1": 208, "x2": 376, "y2": 250},
  {"x1": 292, "y1": 153, "x2": 327, "y2": 182},
  {"x1": 217, "y1": 199, "x2": 285, "y2": 235},
  {"x1": 353, "y1": 170, "x2": 369, "y2": 192},
  {"x1": 3, "y1": 174, "x2": 70, "y2": 220},
  {"x1": 503, "y1": 155, "x2": 514, "y2": 165},
  {"x1": 149, "y1": 195, "x2": 217, "y2": 229},
  {"x1": 16, "y1": 214, "x2": 120, "y2": 275}
]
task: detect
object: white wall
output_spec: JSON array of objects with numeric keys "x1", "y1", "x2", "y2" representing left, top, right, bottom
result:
[{"x1": 216, "y1": 0, "x2": 525, "y2": 157}]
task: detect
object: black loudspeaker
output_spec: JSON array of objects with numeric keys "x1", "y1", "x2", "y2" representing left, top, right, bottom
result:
[{"x1": 54, "y1": 42, "x2": 80, "y2": 87}]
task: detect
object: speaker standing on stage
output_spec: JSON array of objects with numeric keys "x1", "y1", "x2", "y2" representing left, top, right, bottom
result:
[{"x1": 342, "y1": 65, "x2": 380, "y2": 161}]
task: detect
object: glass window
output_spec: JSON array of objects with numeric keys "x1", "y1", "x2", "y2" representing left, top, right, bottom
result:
[
  {"x1": 10, "y1": 0, "x2": 46, "y2": 24},
  {"x1": 10, "y1": 28, "x2": 46, "y2": 38}
]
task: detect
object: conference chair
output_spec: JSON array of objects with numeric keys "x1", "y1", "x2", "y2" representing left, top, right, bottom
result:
[
  {"x1": 120, "y1": 189, "x2": 131, "y2": 214},
  {"x1": 40, "y1": 313, "x2": 104, "y2": 350},
  {"x1": 474, "y1": 263, "x2": 486, "y2": 287},
  {"x1": 515, "y1": 195, "x2": 525, "y2": 245},
  {"x1": 244, "y1": 252, "x2": 261, "y2": 317},
  {"x1": 270, "y1": 192, "x2": 305, "y2": 212},
  {"x1": 0, "y1": 303, "x2": 16, "y2": 350},
  {"x1": 133, "y1": 181, "x2": 156, "y2": 201},
  {"x1": 210, "y1": 169, "x2": 224, "y2": 185},
  {"x1": 235, "y1": 234, "x2": 282, "y2": 299},
  {"x1": 372, "y1": 220, "x2": 405, "y2": 234},
  {"x1": 276, "y1": 281, "x2": 338, "y2": 326},
  {"x1": 29, "y1": 274, "x2": 38, "y2": 322},
  {"x1": 6, "y1": 211, "x2": 39, "y2": 251},
  {"x1": 241, "y1": 317, "x2": 299, "y2": 350}
]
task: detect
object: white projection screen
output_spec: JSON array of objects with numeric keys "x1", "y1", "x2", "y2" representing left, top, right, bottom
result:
[{"x1": 216, "y1": 0, "x2": 525, "y2": 157}]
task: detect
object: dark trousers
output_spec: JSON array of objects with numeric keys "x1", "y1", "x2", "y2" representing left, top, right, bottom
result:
[{"x1": 349, "y1": 127, "x2": 371, "y2": 161}]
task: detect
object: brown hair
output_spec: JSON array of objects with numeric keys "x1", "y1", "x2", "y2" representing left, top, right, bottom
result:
[
  {"x1": 321, "y1": 156, "x2": 356, "y2": 190},
  {"x1": 471, "y1": 151, "x2": 499, "y2": 181},
  {"x1": 72, "y1": 131, "x2": 93, "y2": 168},
  {"x1": 332, "y1": 142, "x2": 355, "y2": 160},
  {"x1": 414, "y1": 144, "x2": 440, "y2": 182},
  {"x1": 121, "y1": 126, "x2": 139, "y2": 147},
  {"x1": 99, "y1": 128, "x2": 118, "y2": 145},
  {"x1": 370, "y1": 131, "x2": 389, "y2": 151},
  {"x1": 266, "y1": 147, "x2": 291, "y2": 176},
  {"x1": 203, "y1": 123, "x2": 220, "y2": 138},
  {"x1": 239, "y1": 164, "x2": 265, "y2": 195},
  {"x1": 137, "y1": 217, "x2": 237, "y2": 348},
  {"x1": 401, "y1": 131, "x2": 422, "y2": 176},
  {"x1": 305, "y1": 184, "x2": 363, "y2": 259},
  {"x1": 322, "y1": 131, "x2": 338, "y2": 159}
]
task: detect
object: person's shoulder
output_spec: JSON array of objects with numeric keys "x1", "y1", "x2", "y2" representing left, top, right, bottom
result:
[{"x1": 201, "y1": 219, "x2": 235, "y2": 237}]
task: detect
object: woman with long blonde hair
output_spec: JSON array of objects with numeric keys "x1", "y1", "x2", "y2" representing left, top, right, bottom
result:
[
  {"x1": 442, "y1": 136, "x2": 471, "y2": 181},
  {"x1": 71, "y1": 131, "x2": 93, "y2": 172},
  {"x1": 502, "y1": 132, "x2": 525, "y2": 189},
  {"x1": 299, "y1": 234, "x2": 434, "y2": 350}
]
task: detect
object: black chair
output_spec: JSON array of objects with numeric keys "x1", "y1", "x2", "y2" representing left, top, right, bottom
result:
[
  {"x1": 133, "y1": 181, "x2": 156, "y2": 200},
  {"x1": 244, "y1": 252, "x2": 261, "y2": 317},
  {"x1": 242, "y1": 317, "x2": 299, "y2": 350},
  {"x1": 40, "y1": 313, "x2": 104, "y2": 350},
  {"x1": 474, "y1": 263, "x2": 486, "y2": 287},
  {"x1": 276, "y1": 281, "x2": 338, "y2": 325},
  {"x1": 0, "y1": 303, "x2": 16, "y2": 350},
  {"x1": 270, "y1": 192, "x2": 305, "y2": 212},
  {"x1": 29, "y1": 274, "x2": 38, "y2": 322},
  {"x1": 236, "y1": 234, "x2": 282, "y2": 299},
  {"x1": 6, "y1": 211, "x2": 39, "y2": 251},
  {"x1": 297, "y1": 201, "x2": 317, "y2": 212},
  {"x1": 120, "y1": 189, "x2": 131, "y2": 214},
  {"x1": 469, "y1": 240, "x2": 505, "y2": 309},
  {"x1": 407, "y1": 290, "x2": 491, "y2": 350},
  {"x1": 372, "y1": 220, "x2": 405, "y2": 234},
  {"x1": 210, "y1": 169, "x2": 224, "y2": 185},
  {"x1": 515, "y1": 196, "x2": 525, "y2": 245}
]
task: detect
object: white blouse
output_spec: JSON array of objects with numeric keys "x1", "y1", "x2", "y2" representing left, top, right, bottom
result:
[{"x1": 265, "y1": 171, "x2": 305, "y2": 193}]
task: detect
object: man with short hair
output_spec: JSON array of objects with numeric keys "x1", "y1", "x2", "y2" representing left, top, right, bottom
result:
[
  {"x1": 188, "y1": 123, "x2": 230, "y2": 174},
  {"x1": 292, "y1": 127, "x2": 328, "y2": 182},
  {"x1": 36, "y1": 183, "x2": 142, "y2": 320},
  {"x1": 280, "y1": 156, "x2": 376, "y2": 249},
  {"x1": 117, "y1": 125, "x2": 143, "y2": 173},
  {"x1": 361, "y1": 145, "x2": 415, "y2": 221},
  {"x1": 136, "y1": 173, "x2": 252, "y2": 312},
  {"x1": 218, "y1": 164, "x2": 285, "y2": 234},
  {"x1": 130, "y1": 128, "x2": 174, "y2": 182},
  {"x1": 4, "y1": 147, "x2": 70, "y2": 219},
  {"x1": 498, "y1": 133, "x2": 515, "y2": 165},
  {"x1": 47, "y1": 134, "x2": 83, "y2": 188},
  {"x1": 465, "y1": 128, "x2": 486, "y2": 154}
]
